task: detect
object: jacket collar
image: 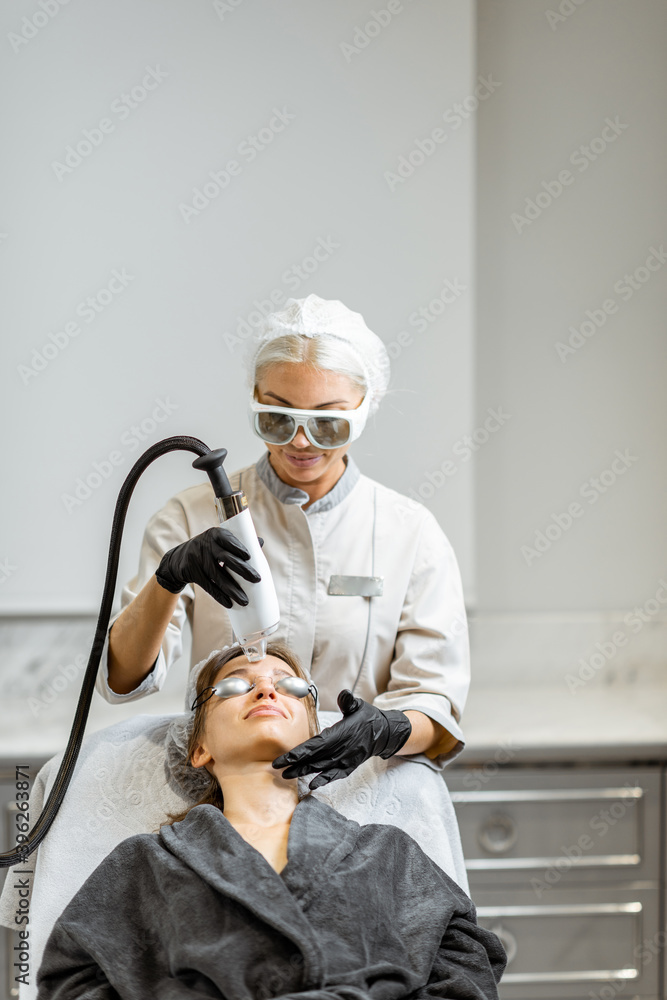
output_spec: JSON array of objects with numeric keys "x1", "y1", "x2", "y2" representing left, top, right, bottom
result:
[
  {"x1": 255, "y1": 451, "x2": 360, "y2": 513},
  {"x1": 159, "y1": 795, "x2": 358, "y2": 980}
]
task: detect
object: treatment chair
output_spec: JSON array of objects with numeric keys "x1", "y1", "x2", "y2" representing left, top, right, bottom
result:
[{"x1": 0, "y1": 710, "x2": 468, "y2": 1000}]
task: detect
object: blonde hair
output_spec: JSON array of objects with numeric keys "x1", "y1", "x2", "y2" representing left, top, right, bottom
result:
[
  {"x1": 164, "y1": 642, "x2": 319, "y2": 826},
  {"x1": 254, "y1": 334, "x2": 368, "y2": 401}
]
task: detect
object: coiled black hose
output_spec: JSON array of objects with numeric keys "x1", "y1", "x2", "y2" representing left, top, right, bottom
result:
[{"x1": 0, "y1": 435, "x2": 211, "y2": 867}]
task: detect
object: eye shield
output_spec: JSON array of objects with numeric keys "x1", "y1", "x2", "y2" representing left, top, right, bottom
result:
[
  {"x1": 249, "y1": 393, "x2": 370, "y2": 450},
  {"x1": 191, "y1": 673, "x2": 319, "y2": 712}
]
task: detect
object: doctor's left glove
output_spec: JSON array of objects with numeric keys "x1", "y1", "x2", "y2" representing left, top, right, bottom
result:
[
  {"x1": 272, "y1": 690, "x2": 412, "y2": 790},
  {"x1": 155, "y1": 526, "x2": 261, "y2": 608}
]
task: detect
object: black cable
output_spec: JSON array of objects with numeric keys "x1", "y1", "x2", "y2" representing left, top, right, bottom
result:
[{"x1": 0, "y1": 435, "x2": 210, "y2": 868}]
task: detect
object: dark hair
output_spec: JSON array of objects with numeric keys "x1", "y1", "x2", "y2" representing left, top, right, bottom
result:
[{"x1": 165, "y1": 641, "x2": 319, "y2": 826}]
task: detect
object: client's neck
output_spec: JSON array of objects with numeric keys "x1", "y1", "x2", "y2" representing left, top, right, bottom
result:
[{"x1": 218, "y1": 760, "x2": 300, "y2": 830}]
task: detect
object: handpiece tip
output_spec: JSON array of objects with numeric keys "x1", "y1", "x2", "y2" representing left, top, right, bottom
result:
[{"x1": 242, "y1": 639, "x2": 268, "y2": 662}]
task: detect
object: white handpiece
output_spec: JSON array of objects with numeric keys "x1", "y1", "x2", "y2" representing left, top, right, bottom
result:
[{"x1": 220, "y1": 507, "x2": 280, "y2": 660}]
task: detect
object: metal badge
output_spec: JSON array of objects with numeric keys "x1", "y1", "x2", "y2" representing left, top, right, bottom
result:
[{"x1": 327, "y1": 575, "x2": 384, "y2": 597}]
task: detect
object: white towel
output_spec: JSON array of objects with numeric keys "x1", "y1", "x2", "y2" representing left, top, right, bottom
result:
[{"x1": 0, "y1": 712, "x2": 468, "y2": 1000}]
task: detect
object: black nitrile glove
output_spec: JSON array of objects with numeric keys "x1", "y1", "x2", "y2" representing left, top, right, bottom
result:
[
  {"x1": 272, "y1": 690, "x2": 412, "y2": 790},
  {"x1": 155, "y1": 526, "x2": 261, "y2": 609}
]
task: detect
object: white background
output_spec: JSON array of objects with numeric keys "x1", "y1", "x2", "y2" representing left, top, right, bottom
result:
[
  {"x1": 476, "y1": 0, "x2": 667, "y2": 611},
  {"x1": 1, "y1": 0, "x2": 665, "y2": 623},
  {"x1": 0, "y1": 0, "x2": 476, "y2": 614}
]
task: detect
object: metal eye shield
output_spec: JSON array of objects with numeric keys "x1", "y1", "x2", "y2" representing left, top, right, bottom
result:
[{"x1": 192, "y1": 674, "x2": 319, "y2": 712}]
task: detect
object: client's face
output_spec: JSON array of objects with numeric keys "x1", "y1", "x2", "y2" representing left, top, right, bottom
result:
[{"x1": 190, "y1": 654, "x2": 312, "y2": 775}]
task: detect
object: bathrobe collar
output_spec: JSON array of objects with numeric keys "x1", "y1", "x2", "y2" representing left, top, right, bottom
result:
[
  {"x1": 255, "y1": 451, "x2": 360, "y2": 512},
  {"x1": 159, "y1": 795, "x2": 359, "y2": 985}
]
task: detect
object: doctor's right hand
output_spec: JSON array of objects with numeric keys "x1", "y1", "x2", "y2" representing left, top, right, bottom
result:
[{"x1": 155, "y1": 526, "x2": 261, "y2": 608}]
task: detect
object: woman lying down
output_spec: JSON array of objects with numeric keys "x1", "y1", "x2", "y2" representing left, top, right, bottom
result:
[{"x1": 37, "y1": 643, "x2": 506, "y2": 1000}]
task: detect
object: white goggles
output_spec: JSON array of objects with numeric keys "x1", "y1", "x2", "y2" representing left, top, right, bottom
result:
[{"x1": 249, "y1": 393, "x2": 370, "y2": 450}]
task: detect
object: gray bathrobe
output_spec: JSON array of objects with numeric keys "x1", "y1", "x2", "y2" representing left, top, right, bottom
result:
[{"x1": 37, "y1": 795, "x2": 505, "y2": 1000}]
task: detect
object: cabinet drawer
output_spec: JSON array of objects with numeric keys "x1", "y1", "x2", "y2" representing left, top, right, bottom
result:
[
  {"x1": 472, "y1": 884, "x2": 660, "y2": 1000},
  {"x1": 446, "y1": 768, "x2": 661, "y2": 885}
]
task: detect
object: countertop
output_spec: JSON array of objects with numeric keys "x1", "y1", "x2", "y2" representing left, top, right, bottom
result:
[{"x1": 453, "y1": 679, "x2": 667, "y2": 766}]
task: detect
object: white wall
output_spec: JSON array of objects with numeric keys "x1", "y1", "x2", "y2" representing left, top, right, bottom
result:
[
  {"x1": 475, "y1": 0, "x2": 667, "y2": 612},
  {"x1": 0, "y1": 0, "x2": 476, "y2": 613}
]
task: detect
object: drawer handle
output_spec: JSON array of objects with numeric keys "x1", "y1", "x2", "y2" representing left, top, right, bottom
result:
[
  {"x1": 452, "y1": 787, "x2": 643, "y2": 804},
  {"x1": 477, "y1": 812, "x2": 518, "y2": 854},
  {"x1": 489, "y1": 923, "x2": 517, "y2": 965},
  {"x1": 466, "y1": 852, "x2": 640, "y2": 871},
  {"x1": 502, "y1": 968, "x2": 638, "y2": 985},
  {"x1": 478, "y1": 902, "x2": 642, "y2": 918}
]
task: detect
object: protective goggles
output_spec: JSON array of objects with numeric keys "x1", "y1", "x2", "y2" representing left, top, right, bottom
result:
[
  {"x1": 191, "y1": 673, "x2": 318, "y2": 712},
  {"x1": 249, "y1": 393, "x2": 370, "y2": 450}
]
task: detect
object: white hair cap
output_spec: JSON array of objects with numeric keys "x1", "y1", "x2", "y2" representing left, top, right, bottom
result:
[{"x1": 245, "y1": 294, "x2": 391, "y2": 415}]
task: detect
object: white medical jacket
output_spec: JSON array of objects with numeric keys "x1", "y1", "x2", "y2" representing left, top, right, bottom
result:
[{"x1": 95, "y1": 454, "x2": 470, "y2": 766}]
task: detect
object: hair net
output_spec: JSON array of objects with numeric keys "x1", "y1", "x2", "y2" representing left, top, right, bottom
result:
[
  {"x1": 164, "y1": 645, "x2": 240, "y2": 800},
  {"x1": 245, "y1": 293, "x2": 391, "y2": 415}
]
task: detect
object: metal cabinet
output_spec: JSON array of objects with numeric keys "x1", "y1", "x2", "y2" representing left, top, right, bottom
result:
[
  {"x1": 446, "y1": 764, "x2": 663, "y2": 999},
  {"x1": 0, "y1": 759, "x2": 48, "y2": 1000}
]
